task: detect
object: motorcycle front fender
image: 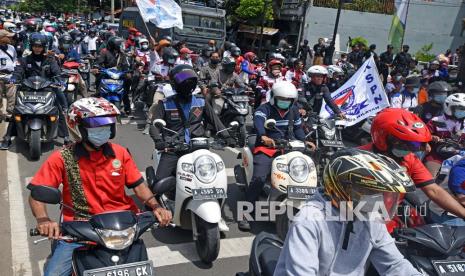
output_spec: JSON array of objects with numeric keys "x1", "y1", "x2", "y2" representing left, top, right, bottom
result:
[
  {"x1": 186, "y1": 199, "x2": 222, "y2": 224},
  {"x1": 28, "y1": 118, "x2": 43, "y2": 130}
]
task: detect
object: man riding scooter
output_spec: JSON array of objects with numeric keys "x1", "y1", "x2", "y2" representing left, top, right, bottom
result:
[
  {"x1": 148, "y1": 64, "x2": 234, "y2": 232},
  {"x1": 238, "y1": 81, "x2": 315, "y2": 231}
]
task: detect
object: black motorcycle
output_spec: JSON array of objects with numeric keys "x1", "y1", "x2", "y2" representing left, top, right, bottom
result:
[
  {"x1": 211, "y1": 86, "x2": 249, "y2": 147},
  {"x1": 392, "y1": 224, "x2": 465, "y2": 275},
  {"x1": 236, "y1": 232, "x2": 283, "y2": 276},
  {"x1": 13, "y1": 76, "x2": 60, "y2": 160},
  {"x1": 29, "y1": 185, "x2": 167, "y2": 276}
]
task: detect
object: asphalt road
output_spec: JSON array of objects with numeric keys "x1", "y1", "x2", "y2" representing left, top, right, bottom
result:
[{"x1": 1, "y1": 111, "x2": 276, "y2": 276}]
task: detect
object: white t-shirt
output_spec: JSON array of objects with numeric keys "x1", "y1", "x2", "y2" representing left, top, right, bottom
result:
[
  {"x1": 85, "y1": 36, "x2": 98, "y2": 51},
  {"x1": 0, "y1": 44, "x2": 17, "y2": 75}
]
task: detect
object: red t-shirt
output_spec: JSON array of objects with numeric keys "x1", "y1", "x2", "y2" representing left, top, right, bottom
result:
[
  {"x1": 359, "y1": 143, "x2": 434, "y2": 232},
  {"x1": 359, "y1": 143, "x2": 434, "y2": 188},
  {"x1": 28, "y1": 143, "x2": 143, "y2": 221}
]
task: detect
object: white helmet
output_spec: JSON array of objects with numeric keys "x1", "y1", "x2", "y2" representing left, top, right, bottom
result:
[
  {"x1": 3, "y1": 22, "x2": 16, "y2": 32},
  {"x1": 307, "y1": 65, "x2": 328, "y2": 76},
  {"x1": 444, "y1": 93, "x2": 465, "y2": 116},
  {"x1": 327, "y1": 65, "x2": 344, "y2": 78},
  {"x1": 270, "y1": 81, "x2": 298, "y2": 105}
]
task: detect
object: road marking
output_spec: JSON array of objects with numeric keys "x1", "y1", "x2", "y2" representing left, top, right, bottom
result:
[
  {"x1": 147, "y1": 236, "x2": 254, "y2": 268},
  {"x1": 8, "y1": 148, "x2": 32, "y2": 274}
]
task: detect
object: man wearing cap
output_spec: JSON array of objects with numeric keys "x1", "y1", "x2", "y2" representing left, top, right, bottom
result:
[
  {"x1": 0, "y1": 29, "x2": 17, "y2": 123},
  {"x1": 175, "y1": 47, "x2": 193, "y2": 66}
]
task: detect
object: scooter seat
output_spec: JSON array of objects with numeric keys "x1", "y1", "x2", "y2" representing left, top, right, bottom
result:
[
  {"x1": 259, "y1": 244, "x2": 281, "y2": 276},
  {"x1": 152, "y1": 176, "x2": 176, "y2": 195}
]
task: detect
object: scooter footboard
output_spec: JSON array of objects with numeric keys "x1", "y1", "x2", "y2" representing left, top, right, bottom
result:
[
  {"x1": 186, "y1": 200, "x2": 222, "y2": 224},
  {"x1": 72, "y1": 239, "x2": 148, "y2": 275}
]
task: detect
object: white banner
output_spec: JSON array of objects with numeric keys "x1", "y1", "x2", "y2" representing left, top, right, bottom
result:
[
  {"x1": 319, "y1": 56, "x2": 389, "y2": 126},
  {"x1": 136, "y1": 0, "x2": 183, "y2": 29}
]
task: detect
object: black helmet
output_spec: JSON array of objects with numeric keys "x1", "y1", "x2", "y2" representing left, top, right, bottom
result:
[
  {"x1": 287, "y1": 57, "x2": 298, "y2": 68},
  {"x1": 29, "y1": 32, "x2": 47, "y2": 50},
  {"x1": 221, "y1": 56, "x2": 236, "y2": 73},
  {"x1": 230, "y1": 46, "x2": 241, "y2": 57},
  {"x1": 107, "y1": 36, "x2": 125, "y2": 52},
  {"x1": 428, "y1": 81, "x2": 452, "y2": 95},
  {"x1": 162, "y1": 35, "x2": 172, "y2": 43},
  {"x1": 404, "y1": 75, "x2": 420, "y2": 88},
  {"x1": 201, "y1": 46, "x2": 214, "y2": 57},
  {"x1": 169, "y1": 64, "x2": 198, "y2": 100},
  {"x1": 162, "y1": 47, "x2": 179, "y2": 66},
  {"x1": 224, "y1": 41, "x2": 235, "y2": 51},
  {"x1": 59, "y1": 34, "x2": 73, "y2": 50},
  {"x1": 89, "y1": 28, "x2": 97, "y2": 35}
]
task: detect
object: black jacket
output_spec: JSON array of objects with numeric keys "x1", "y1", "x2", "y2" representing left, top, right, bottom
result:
[
  {"x1": 379, "y1": 51, "x2": 394, "y2": 73},
  {"x1": 149, "y1": 94, "x2": 228, "y2": 145},
  {"x1": 95, "y1": 49, "x2": 132, "y2": 71},
  {"x1": 299, "y1": 82, "x2": 341, "y2": 114},
  {"x1": 12, "y1": 54, "x2": 61, "y2": 82}
]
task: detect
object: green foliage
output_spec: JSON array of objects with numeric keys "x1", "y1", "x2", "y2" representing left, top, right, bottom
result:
[
  {"x1": 415, "y1": 43, "x2": 436, "y2": 63},
  {"x1": 235, "y1": 0, "x2": 273, "y2": 22},
  {"x1": 349, "y1": 36, "x2": 369, "y2": 48},
  {"x1": 313, "y1": 0, "x2": 394, "y2": 15},
  {"x1": 14, "y1": 0, "x2": 92, "y2": 13}
]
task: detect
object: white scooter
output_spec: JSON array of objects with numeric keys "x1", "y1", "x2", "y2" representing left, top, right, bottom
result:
[
  {"x1": 234, "y1": 119, "x2": 318, "y2": 240},
  {"x1": 146, "y1": 119, "x2": 238, "y2": 264}
]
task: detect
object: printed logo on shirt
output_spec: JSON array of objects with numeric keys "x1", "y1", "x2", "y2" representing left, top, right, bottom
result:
[
  {"x1": 192, "y1": 107, "x2": 202, "y2": 118},
  {"x1": 112, "y1": 159, "x2": 122, "y2": 169}
]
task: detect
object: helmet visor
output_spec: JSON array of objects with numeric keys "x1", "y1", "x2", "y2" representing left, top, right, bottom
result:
[
  {"x1": 358, "y1": 192, "x2": 399, "y2": 220},
  {"x1": 174, "y1": 70, "x2": 197, "y2": 84},
  {"x1": 82, "y1": 116, "x2": 116, "y2": 128}
]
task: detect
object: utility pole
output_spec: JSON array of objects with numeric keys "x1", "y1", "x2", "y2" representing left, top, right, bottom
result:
[
  {"x1": 400, "y1": 0, "x2": 411, "y2": 49},
  {"x1": 326, "y1": 0, "x2": 344, "y2": 65},
  {"x1": 296, "y1": 0, "x2": 311, "y2": 55},
  {"x1": 257, "y1": 0, "x2": 269, "y2": 58},
  {"x1": 111, "y1": 0, "x2": 115, "y2": 23}
]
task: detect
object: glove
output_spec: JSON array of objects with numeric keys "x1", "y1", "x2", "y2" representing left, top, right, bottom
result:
[
  {"x1": 155, "y1": 141, "x2": 167, "y2": 151},
  {"x1": 226, "y1": 137, "x2": 236, "y2": 148}
]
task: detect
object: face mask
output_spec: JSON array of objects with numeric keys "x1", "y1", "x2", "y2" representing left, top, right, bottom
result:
[
  {"x1": 272, "y1": 69, "x2": 281, "y2": 77},
  {"x1": 141, "y1": 44, "x2": 148, "y2": 50},
  {"x1": 414, "y1": 151, "x2": 426, "y2": 161},
  {"x1": 210, "y1": 59, "x2": 220, "y2": 65},
  {"x1": 454, "y1": 110, "x2": 465, "y2": 119},
  {"x1": 86, "y1": 126, "x2": 111, "y2": 147},
  {"x1": 432, "y1": 94, "x2": 447, "y2": 104},
  {"x1": 391, "y1": 148, "x2": 410, "y2": 158},
  {"x1": 276, "y1": 99, "x2": 292, "y2": 110}
]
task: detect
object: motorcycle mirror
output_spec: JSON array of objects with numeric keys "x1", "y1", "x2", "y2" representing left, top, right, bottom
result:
[
  {"x1": 229, "y1": 121, "x2": 239, "y2": 129},
  {"x1": 30, "y1": 185, "x2": 62, "y2": 205},
  {"x1": 153, "y1": 119, "x2": 167, "y2": 128},
  {"x1": 264, "y1": 119, "x2": 277, "y2": 130}
]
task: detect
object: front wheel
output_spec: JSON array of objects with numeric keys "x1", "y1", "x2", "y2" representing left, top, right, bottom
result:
[
  {"x1": 195, "y1": 215, "x2": 220, "y2": 264},
  {"x1": 29, "y1": 129, "x2": 41, "y2": 160}
]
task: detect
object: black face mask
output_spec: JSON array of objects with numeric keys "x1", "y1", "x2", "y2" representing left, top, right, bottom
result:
[
  {"x1": 210, "y1": 59, "x2": 220, "y2": 65},
  {"x1": 223, "y1": 66, "x2": 235, "y2": 74}
]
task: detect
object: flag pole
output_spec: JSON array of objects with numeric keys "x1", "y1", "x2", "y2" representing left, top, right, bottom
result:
[
  {"x1": 136, "y1": 0, "x2": 156, "y2": 41},
  {"x1": 400, "y1": 0, "x2": 411, "y2": 48}
]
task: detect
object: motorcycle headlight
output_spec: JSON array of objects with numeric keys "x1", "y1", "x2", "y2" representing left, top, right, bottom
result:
[
  {"x1": 194, "y1": 156, "x2": 217, "y2": 183},
  {"x1": 323, "y1": 127, "x2": 336, "y2": 139},
  {"x1": 96, "y1": 225, "x2": 136, "y2": 250},
  {"x1": 289, "y1": 157, "x2": 309, "y2": 183}
]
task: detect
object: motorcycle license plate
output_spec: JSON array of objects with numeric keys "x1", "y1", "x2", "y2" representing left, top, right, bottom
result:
[
  {"x1": 287, "y1": 186, "x2": 316, "y2": 200},
  {"x1": 104, "y1": 79, "x2": 123, "y2": 84},
  {"x1": 320, "y1": 140, "x2": 345, "y2": 148},
  {"x1": 83, "y1": 260, "x2": 153, "y2": 276},
  {"x1": 23, "y1": 95, "x2": 47, "y2": 103},
  {"x1": 232, "y1": 95, "x2": 249, "y2": 102},
  {"x1": 192, "y1": 188, "x2": 227, "y2": 200},
  {"x1": 432, "y1": 260, "x2": 465, "y2": 275}
]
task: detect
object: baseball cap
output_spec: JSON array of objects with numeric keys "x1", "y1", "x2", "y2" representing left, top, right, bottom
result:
[{"x1": 180, "y1": 47, "x2": 193, "y2": 54}]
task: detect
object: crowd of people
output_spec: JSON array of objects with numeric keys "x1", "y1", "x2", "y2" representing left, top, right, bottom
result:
[{"x1": 0, "y1": 8, "x2": 465, "y2": 276}]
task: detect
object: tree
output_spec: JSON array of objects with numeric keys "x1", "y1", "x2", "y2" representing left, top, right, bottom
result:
[
  {"x1": 235, "y1": 0, "x2": 273, "y2": 47},
  {"x1": 415, "y1": 43, "x2": 436, "y2": 63}
]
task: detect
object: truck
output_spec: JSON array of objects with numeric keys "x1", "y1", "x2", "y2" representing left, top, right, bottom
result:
[{"x1": 119, "y1": 2, "x2": 226, "y2": 52}]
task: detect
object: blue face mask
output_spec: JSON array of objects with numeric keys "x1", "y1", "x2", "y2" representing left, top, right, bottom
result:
[
  {"x1": 414, "y1": 151, "x2": 426, "y2": 161},
  {"x1": 86, "y1": 126, "x2": 112, "y2": 147},
  {"x1": 432, "y1": 94, "x2": 447, "y2": 104},
  {"x1": 276, "y1": 99, "x2": 292, "y2": 110},
  {"x1": 454, "y1": 111, "x2": 465, "y2": 119}
]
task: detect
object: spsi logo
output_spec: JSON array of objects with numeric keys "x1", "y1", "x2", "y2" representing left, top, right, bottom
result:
[{"x1": 325, "y1": 85, "x2": 368, "y2": 116}]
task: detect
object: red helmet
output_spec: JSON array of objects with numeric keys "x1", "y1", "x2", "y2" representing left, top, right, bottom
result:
[
  {"x1": 268, "y1": 59, "x2": 283, "y2": 69},
  {"x1": 371, "y1": 108, "x2": 431, "y2": 151}
]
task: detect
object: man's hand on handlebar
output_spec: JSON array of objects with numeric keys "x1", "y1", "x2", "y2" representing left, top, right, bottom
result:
[
  {"x1": 261, "y1": 136, "x2": 275, "y2": 148},
  {"x1": 153, "y1": 206, "x2": 172, "y2": 227},
  {"x1": 36, "y1": 217, "x2": 60, "y2": 239}
]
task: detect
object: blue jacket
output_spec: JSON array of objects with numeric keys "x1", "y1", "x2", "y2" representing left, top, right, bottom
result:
[
  {"x1": 449, "y1": 158, "x2": 465, "y2": 195},
  {"x1": 254, "y1": 102, "x2": 305, "y2": 147}
]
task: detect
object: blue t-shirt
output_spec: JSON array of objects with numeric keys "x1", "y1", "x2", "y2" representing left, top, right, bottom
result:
[{"x1": 448, "y1": 158, "x2": 465, "y2": 194}]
